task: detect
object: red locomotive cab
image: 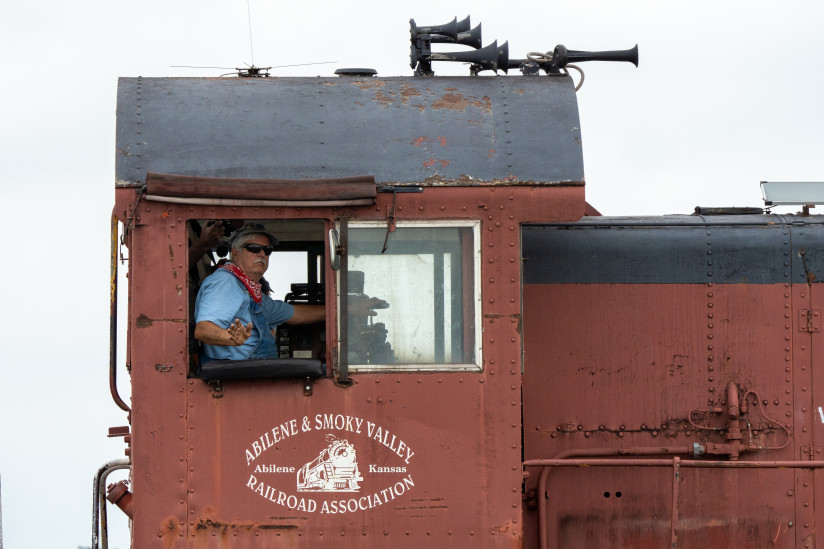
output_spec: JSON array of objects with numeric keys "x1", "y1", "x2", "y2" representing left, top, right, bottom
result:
[
  {"x1": 101, "y1": 36, "x2": 596, "y2": 547},
  {"x1": 109, "y1": 165, "x2": 585, "y2": 547}
]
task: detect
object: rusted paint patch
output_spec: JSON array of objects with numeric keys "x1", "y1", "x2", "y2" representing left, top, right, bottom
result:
[
  {"x1": 423, "y1": 158, "x2": 449, "y2": 168},
  {"x1": 135, "y1": 314, "x2": 185, "y2": 327},
  {"x1": 400, "y1": 84, "x2": 422, "y2": 98},
  {"x1": 493, "y1": 520, "x2": 513, "y2": 534},
  {"x1": 197, "y1": 518, "x2": 299, "y2": 530},
  {"x1": 418, "y1": 173, "x2": 583, "y2": 186},
  {"x1": 195, "y1": 519, "x2": 230, "y2": 536},
  {"x1": 412, "y1": 136, "x2": 448, "y2": 149},
  {"x1": 373, "y1": 90, "x2": 395, "y2": 107},
  {"x1": 397, "y1": 83, "x2": 426, "y2": 110},
  {"x1": 159, "y1": 516, "x2": 183, "y2": 548},
  {"x1": 431, "y1": 93, "x2": 470, "y2": 111},
  {"x1": 353, "y1": 79, "x2": 385, "y2": 90},
  {"x1": 431, "y1": 93, "x2": 492, "y2": 113},
  {"x1": 361, "y1": 81, "x2": 414, "y2": 109},
  {"x1": 401, "y1": 497, "x2": 448, "y2": 511},
  {"x1": 483, "y1": 314, "x2": 522, "y2": 333}
]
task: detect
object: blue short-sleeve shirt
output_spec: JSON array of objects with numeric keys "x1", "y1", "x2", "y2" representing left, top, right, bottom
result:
[{"x1": 195, "y1": 269, "x2": 294, "y2": 360}]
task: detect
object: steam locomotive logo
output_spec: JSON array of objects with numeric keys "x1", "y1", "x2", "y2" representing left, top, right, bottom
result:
[{"x1": 297, "y1": 435, "x2": 364, "y2": 492}]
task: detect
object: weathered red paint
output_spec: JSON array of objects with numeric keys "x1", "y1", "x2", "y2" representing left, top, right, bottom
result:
[
  {"x1": 116, "y1": 184, "x2": 585, "y2": 547},
  {"x1": 522, "y1": 281, "x2": 823, "y2": 548}
]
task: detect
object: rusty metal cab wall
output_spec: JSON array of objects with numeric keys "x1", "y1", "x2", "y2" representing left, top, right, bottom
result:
[
  {"x1": 111, "y1": 74, "x2": 586, "y2": 547},
  {"x1": 521, "y1": 215, "x2": 824, "y2": 548}
]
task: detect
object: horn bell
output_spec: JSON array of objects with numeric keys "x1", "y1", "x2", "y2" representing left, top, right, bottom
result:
[
  {"x1": 431, "y1": 40, "x2": 509, "y2": 73},
  {"x1": 430, "y1": 23, "x2": 482, "y2": 49},
  {"x1": 410, "y1": 17, "x2": 458, "y2": 40},
  {"x1": 456, "y1": 15, "x2": 471, "y2": 33}
]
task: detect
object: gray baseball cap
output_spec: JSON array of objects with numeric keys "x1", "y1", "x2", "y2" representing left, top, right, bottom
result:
[{"x1": 229, "y1": 223, "x2": 280, "y2": 247}]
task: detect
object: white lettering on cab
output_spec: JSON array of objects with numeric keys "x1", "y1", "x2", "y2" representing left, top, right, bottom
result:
[{"x1": 243, "y1": 414, "x2": 417, "y2": 513}]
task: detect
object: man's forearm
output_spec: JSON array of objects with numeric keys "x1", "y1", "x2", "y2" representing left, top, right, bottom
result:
[
  {"x1": 194, "y1": 321, "x2": 236, "y2": 346},
  {"x1": 188, "y1": 240, "x2": 213, "y2": 269},
  {"x1": 287, "y1": 305, "x2": 325, "y2": 325}
]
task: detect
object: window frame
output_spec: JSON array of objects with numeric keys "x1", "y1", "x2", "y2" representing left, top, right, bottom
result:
[
  {"x1": 186, "y1": 218, "x2": 330, "y2": 379},
  {"x1": 341, "y1": 219, "x2": 482, "y2": 373}
]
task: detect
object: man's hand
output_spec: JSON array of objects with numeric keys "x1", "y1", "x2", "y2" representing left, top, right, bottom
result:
[
  {"x1": 198, "y1": 221, "x2": 226, "y2": 249},
  {"x1": 227, "y1": 319, "x2": 253, "y2": 346},
  {"x1": 189, "y1": 221, "x2": 226, "y2": 269},
  {"x1": 195, "y1": 319, "x2": 253, "y2": 346}
]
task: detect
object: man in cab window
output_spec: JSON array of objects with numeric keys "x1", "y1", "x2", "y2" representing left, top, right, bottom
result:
[{"x1": 194, "y1": 223, "x2": 324, "y2": 363}]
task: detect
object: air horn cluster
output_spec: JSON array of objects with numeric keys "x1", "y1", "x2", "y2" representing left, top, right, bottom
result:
[{"x1": 410, "y1": 16, "x2": 638, "y2": 77}]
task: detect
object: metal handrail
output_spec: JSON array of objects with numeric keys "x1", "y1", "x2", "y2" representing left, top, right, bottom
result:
[
  {"x1": 92, "y1": 459, "x2": 130, "y2": 549},
  {"x1": 110, "y1": 210, "x2": 130, "y2": 413}
]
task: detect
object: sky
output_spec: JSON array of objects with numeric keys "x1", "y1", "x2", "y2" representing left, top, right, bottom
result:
[{"x1": 1, "y1": 1, "x2": 823, "y2": 548}]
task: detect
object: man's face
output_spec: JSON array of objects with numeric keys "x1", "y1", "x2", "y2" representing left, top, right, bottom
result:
[{"x1": 233, "y1": 233, "x2": 271, "y2": 281}]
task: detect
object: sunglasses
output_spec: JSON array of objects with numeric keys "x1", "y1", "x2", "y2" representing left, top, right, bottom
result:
[{"x1": 241, "y1": 243, "x2": 274, "y2": 256}]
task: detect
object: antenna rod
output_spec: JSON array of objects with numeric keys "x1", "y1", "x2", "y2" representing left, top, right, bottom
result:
[{"x1": 246, "y1": 0, "x2": 255, "y2": 66}]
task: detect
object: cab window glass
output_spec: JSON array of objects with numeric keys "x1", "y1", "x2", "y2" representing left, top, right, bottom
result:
[{"x1": 346, "y1": 221, "x2": 480, "y2": 371}]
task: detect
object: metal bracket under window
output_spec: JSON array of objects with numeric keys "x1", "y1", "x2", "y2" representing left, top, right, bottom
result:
[
  {"x1": 382, "y1": 192, "x2": 397, "y2": 253},
  {"x1": 208, "y1": 380, "x2": 224, "y2": 398}
]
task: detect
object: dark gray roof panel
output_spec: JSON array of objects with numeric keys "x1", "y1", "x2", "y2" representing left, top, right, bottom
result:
[{"x1": 115, "y1": 76, "x2": 583, "y2": 186}]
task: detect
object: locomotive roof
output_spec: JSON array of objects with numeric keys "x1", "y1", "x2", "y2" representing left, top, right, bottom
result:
[
  {"x1": 524, "y1": 212, "x2": 824, "y2": 285},
  {"x1": 115, "y1": 75, "x2": 583, "y2": 188},
  {"x1": 541, "y1": 213, "x2": 824, "y2": 227}
]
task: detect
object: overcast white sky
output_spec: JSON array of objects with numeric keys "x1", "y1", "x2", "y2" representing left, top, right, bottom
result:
[{"x1": 1, "y1": 1, "x2": 823, "y2": 548}]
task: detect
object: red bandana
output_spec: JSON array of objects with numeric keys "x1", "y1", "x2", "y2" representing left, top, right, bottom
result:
[{"x1": 221, "y1": 262, "x2": 263, "y2": 303}]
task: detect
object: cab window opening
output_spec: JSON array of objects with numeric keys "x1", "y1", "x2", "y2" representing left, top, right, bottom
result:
[{"x1": 186, "y1": 218, "x2": 329, "y2": 378}]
